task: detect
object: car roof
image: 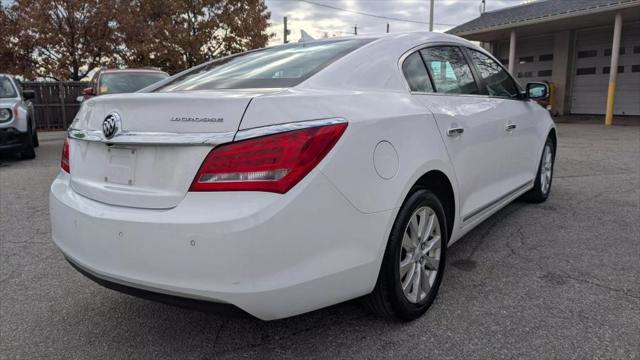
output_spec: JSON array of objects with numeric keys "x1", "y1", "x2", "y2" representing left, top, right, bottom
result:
[
  {"x1": 269, "y1": 31, "x2": 470, "y2": 48},
  {"x1": 100, "y1": 69, "x2": 168, "y2": 74},
  {"x1": 296, "y1": 31, "x2": 480, "y2": 92}
]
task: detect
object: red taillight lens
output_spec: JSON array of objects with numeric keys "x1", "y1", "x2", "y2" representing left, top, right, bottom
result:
[
  {"x1": 61, "y1": 137, "x2": 70, "y2": 173},
  {"x1": 190, "y1": 123, "x2": 347, "y2": 193}
]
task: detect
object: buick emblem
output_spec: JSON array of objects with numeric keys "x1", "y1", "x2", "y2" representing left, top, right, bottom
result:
[{"x1": 102, "y1": 112, "x2": 121, "y2": 139}]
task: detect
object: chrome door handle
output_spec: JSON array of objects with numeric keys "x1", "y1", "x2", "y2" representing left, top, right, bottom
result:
[
  {"x1": 505, "y1": 123, "x2": 517, "y2": 131},
  {"x1": 447, "y1": 127, "x2": 464, "y2": 136}
]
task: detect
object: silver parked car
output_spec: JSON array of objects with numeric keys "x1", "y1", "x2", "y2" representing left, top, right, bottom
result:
[{"x1": 0, "y1": 74, "x2": 38, "y2": 159}]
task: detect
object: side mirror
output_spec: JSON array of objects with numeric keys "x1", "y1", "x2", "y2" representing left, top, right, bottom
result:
[
  {"x1": 82, "y1": 87, "x2": 95, "y2": 96},
  {"x1": 76, "y1": 96, "x2": 84, "y2": 103},
  {"x1": 22, "y1": 90, "x2": 35, "y2": 100},
  {"x1": 526, "y1": 82, "x2": 549, "y2": 101}
]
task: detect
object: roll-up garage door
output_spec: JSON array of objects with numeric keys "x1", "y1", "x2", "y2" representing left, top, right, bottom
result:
[
  {"x1": 571, "y1": 24, "x2": 640, "y2": 115},
  {"x1": 496, "y1": 35, "x2": 555, "y2": 84}
]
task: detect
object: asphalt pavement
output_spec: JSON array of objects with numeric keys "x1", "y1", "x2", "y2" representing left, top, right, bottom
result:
[{"x1": 1, "y1": 123, "x2": 639, "y2": 359}]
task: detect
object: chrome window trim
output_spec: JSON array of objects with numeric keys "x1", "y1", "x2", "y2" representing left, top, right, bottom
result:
[
  {"x1": 398, "y1": 42, "x2": 526, "y2": 101},
  {"x1": 68, "y1": 128, "x2": 236, "y2": 146},
  {"x1": 462, "y1": 180, "x2": 533, "y2": 223},
  {"x1": 233, "y1": 118, "x2": 346, "y2": 142},
  {"x1": 67, "y1": 118, "x2": 346, "y2": 146}
]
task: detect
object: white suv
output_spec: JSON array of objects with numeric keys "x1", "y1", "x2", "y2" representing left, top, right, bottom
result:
[
  {"x1": 50, "y1": 32, "x2": 555, "y2": 321},
  {"x1": 0, "y1": 74, "x2": 38, "y2": 159}
]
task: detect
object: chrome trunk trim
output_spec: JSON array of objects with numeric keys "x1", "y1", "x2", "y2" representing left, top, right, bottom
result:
[
  {"x1": 68, "y1": 128, "x2": 236, "y2": 146},
  {"x1": 67, "y1": 118, "x2": 346, "y2": 146}
]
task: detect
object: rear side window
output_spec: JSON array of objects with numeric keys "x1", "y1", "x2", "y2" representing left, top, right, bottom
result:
[
  {"x1": 402, "y1": 52, "x2": 433, "y2": 92},
  {"x1": 100, "y1": 73, "x2": 168, "y2": 94},
  {"x1": 155, "y1": 39, "x2": 372, "y2": 91},
  {"x1": 420, "y1": 47, "x2": 479, "y2": 95},
  {"x1": 469, "y1": 50, "x2": 520, "y2": 98}
]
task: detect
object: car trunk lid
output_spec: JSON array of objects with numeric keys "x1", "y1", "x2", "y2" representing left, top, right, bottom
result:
[{"x1": 67, "y1": 90, "x2": 274, "y2": 209}]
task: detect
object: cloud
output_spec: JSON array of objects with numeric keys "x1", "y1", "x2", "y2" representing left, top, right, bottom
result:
[{"x1": 265, "y1": 0, "x2": 525, "y2": 44}]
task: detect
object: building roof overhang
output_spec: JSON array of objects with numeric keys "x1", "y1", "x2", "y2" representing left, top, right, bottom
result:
[{"x1": 449, "y1": 1, "x2": 640, "y2": 41}]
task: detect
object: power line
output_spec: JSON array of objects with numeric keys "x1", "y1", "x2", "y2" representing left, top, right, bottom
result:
[{"x1": 297, "y1": 0, "x2": 456, "y2": 27}]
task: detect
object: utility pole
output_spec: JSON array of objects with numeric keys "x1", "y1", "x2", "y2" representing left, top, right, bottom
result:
[
  {"x1": 429, "y1": 0, "x2": 434, "y2": 32},
  {"x1": 283, "y1": 16, "x2": 291, "y2": 43},
  {"x1": 354, "y1": 25, "x2": 358, "y2": 35},
  {"x1": 386, "y1": 23, "x2": 389, "y2": 33}
]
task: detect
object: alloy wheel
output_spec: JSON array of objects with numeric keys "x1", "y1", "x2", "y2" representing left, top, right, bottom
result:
[
  {"x1": 399, "y1": 206, "x2": 442, "y2": 304},
  {"x1": 540, "y1": 144, "x2": 553, "y2": 194}
]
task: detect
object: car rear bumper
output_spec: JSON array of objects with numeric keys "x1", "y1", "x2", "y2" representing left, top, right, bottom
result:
[
  {"x1": 50, "y1": 171, "x2": 393, "y2": 320},
  {"x1": 64, "y1": 255, "x2": 249, "y2": 317}
]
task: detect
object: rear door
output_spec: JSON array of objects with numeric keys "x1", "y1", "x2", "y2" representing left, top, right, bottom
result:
[{"x1": 407, "y1": 46, "x2": 510, "y2": 222}]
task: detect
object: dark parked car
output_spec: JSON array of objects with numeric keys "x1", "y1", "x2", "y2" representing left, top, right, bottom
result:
[{"x1": 79, "y1": 68, "x2": 169, "y2": 101}]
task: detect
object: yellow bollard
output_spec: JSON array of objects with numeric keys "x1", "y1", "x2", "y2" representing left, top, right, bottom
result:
[{"x1": 605, "y1": 81, "x2": 616, "y2": 126}]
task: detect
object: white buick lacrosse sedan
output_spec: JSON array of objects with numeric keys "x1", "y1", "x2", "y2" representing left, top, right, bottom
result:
[{"x1": 50, "y1": 32, "x2": 556, "y2": 321}]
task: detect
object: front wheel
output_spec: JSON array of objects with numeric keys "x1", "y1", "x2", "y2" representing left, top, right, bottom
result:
[
  {"x1": 363, "y1": 189, "x2": 447, "y2": 321},
  {"x1": 32, "y1": 126, "x2": 39, "y2": 147},
  {"x1": 522, "y1": 137, "x2": 555, "y2": 203},
  {"x1": 18, "y1": 125, "x2": 36, "y2": 160}
]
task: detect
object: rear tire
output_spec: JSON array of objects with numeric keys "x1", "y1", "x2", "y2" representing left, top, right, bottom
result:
[
  {"x1": 522, "y1": 137, "x2": 555, "y2": 203},
  {"x1": 363, "y1": 189, "x2": 447, "y2": 321},
  {"x1": 18, "y1": 125, "x2": 36, "y2": 160}
]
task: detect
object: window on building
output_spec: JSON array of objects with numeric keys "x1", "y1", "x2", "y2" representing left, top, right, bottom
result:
[
  {"x1": 604, "y1": 48, "x2": 625, "y2": 56},
  {"x1": 419, "y1": 46, "x2": 479, "y2": 95},
  {"x1": 539, "y1": 54, "x2": 554, "y2": 62},
  {"x1": 402, "y1": 52, "x2": 434, "y2": 93},
  {"x1": 469, "y1": 50, "x2": 519, "y2": 98},
  {"x1": 517, "y1": 71, "x2": 533, "y2": 78},
  {"x1": 603, "y1": 66, "x2": 625, "y2": 74},
  {"x1": 577, "y1": 50, "x2": 597, "y2": 58},
  {"x1": 576, "y1": 67, "x2": 596, "y2": 75},
  {"x1": 632, "y1": 65, "x2": 640, "y2": 73},
  {"x1": 634, "y1": 46, "x2": 640, "y2": 54},
  {"x1": 538, "y1": 70, "x2": 552, "y2": 77},
  {"x1": 518, "y1": 56, "x2": 534, "y2": 64}
]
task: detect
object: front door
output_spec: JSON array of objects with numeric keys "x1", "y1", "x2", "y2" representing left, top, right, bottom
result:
[{"x1": 465, "y1": 48, "x2": 541, "y2": 191}]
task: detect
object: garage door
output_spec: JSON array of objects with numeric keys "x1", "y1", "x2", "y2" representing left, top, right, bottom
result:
[
  {"x1": 571, "y1": 24, "x2": 640, "y2": 115},
  {"x1": 496, "y1": 35, "x2": 555, "y2": 84}
]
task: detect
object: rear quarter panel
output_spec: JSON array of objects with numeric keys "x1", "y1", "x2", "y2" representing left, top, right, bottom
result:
[{"x1": 241, "y1": 90, "x2": 458, "y2": 217}]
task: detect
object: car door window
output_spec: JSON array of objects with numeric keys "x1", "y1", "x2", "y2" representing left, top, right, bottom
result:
[
  {"x1": 402, "y1": 52, "x2": 433, "y2": 93},
  {"x1": 469, "y1": 50, "x2": 520, "y2": 98},
  {"x1": 420, "y1": 47, "x2": 479, "y2": 95}
]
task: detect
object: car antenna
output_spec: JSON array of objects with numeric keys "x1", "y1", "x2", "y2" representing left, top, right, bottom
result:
[{"x1": 299, "y1": 30, "x2": 315, "y2": 44}]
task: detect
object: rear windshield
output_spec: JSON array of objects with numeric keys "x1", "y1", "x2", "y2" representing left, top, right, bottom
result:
[
  {"x1": 0, "y1": 76, "x2": 17, "y2": 98},
  {"x1": 154, "y1": 39, "x2": 372, "y2": 92},
  {"x1": 99, "y1": 72, "x2": 168, "y2": 94}
]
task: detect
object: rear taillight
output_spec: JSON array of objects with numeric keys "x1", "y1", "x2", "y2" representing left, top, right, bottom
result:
[
  {"x1": 190, "y1": 123, "x2": 347, "y2": 193},
  {"x1": 61, "y1": 137, "x2": 70, "y2": 173}
]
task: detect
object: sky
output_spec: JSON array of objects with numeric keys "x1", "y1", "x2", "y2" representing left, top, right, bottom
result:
[{"x1": 264, "y1": 0, "x2": 533, "y2": 44}]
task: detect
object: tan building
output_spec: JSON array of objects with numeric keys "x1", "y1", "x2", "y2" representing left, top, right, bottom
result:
[{"x1": 448, "y1": 0, "x2": 640, "y2": 119}]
